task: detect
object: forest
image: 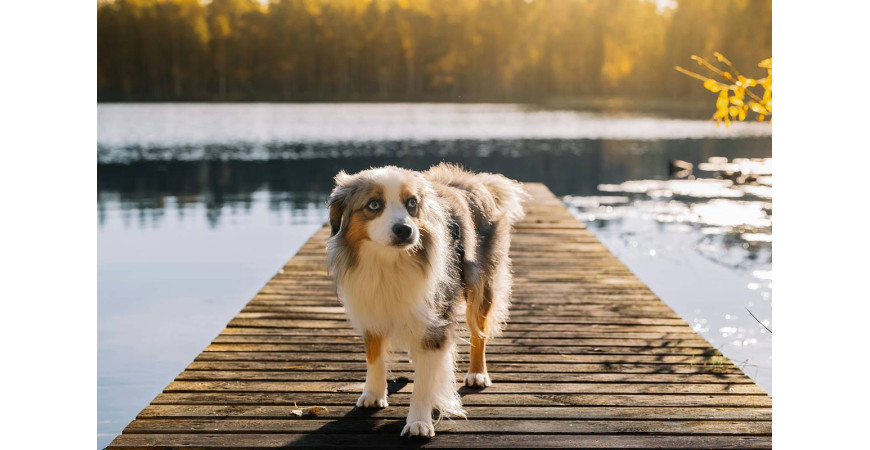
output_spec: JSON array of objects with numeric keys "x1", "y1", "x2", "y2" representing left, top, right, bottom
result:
[{"x1": 97, "y1": 0, "x2": 771, "y2": 102}]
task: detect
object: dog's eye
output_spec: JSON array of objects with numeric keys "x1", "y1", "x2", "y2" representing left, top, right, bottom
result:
[
  {"x1": 367, "y1": 200, "x2": 381, "y2": 211},
  {"x1": 407, "y1": 198, "x2": 418, "y2": 209}
]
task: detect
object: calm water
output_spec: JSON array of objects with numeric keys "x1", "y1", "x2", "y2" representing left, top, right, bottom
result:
[{"x1": 97, "y1": 103, "x2": 772, "y2": 448}]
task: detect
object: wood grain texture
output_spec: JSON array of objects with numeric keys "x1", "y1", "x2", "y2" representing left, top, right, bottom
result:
[{"x1": 107, "y1": 183, "x2": 771, "y2": 449}]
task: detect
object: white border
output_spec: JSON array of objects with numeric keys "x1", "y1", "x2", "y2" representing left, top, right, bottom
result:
[
  {"x1": 775, "y1": 0, "x2": 870, "y2": 447},
  {"x1": 6, "y1": 0, "x2": 870, "y2": 447},
  {"x1": 1, "y1": 1, "x2": 95, "y2": 448}
]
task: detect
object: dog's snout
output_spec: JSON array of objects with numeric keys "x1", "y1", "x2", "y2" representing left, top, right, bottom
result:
[{"x1": 392, "y1": 223, "x2": 413, "y2": 241}]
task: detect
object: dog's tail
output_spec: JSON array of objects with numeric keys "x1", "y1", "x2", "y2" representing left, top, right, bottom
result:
[{"x1": 482, "y1": 174, "x2": 529, "y2": 225}]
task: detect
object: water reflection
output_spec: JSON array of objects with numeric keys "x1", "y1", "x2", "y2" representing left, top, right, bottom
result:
[
  {"x1": 564, "y1": 156, "x2": 772, "y2": 392},
  {"x1": 98, "y1": 138, "x2": 771, "y2": 228},
  {"x1": 566, "y1": 156, "x2": 772, "y2": 268}
]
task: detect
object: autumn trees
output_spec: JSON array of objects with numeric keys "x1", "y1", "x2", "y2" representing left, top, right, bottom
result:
[{"x1": 97, "y1": 0, "x2": 772, "y2": 103}]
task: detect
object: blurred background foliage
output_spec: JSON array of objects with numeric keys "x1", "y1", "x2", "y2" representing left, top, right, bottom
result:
[{"x1": 97, "y1": 0, "x2": 771, "y2": 103}]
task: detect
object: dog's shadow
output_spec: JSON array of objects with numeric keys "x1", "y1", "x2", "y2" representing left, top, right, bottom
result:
[
  {"x1": 457, "y1": 384, "x2": 486, "y2": 397},
  {"x1": 290, "y1": 376, "x2": 439, "y2": 448}
]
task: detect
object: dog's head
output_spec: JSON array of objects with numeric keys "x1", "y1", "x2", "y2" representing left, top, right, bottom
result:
[{"x1": 328, "y1": 166, "x2": 436, "y2": 252}]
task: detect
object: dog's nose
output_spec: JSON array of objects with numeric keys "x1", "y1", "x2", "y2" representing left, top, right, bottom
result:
[{"x1": 392, "y1": 223, "x2": 412, "y2": 241}]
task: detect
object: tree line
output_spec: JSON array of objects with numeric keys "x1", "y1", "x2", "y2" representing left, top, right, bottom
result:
[{"x1": 97, "y1": 0, "x2": 771, "y2": 102}]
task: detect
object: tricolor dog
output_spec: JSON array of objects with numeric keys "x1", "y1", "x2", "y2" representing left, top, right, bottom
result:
[{"x1": 326, "y1": 164, "x2": 526, "y2": 437}]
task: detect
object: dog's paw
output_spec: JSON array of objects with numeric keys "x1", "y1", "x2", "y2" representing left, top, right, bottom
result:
[
  {"x1": 401, "y1": 420, "x2": 435, "y2": 438},
  {"x1": 356, "y1": 391, "x2": 388, "y2": 408},
  {"x1": 464, "y1": 372, "x2": 492, "y2": 388}
]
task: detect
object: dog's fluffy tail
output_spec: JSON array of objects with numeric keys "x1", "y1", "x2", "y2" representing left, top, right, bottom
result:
[{"x1": 482, "y1": 174, "x2": 529, "y2": 225}]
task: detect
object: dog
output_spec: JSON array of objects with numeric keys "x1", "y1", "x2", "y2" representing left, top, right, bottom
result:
[{"x1": 326, "y1": 163, "x2": 527, "y2": 437}]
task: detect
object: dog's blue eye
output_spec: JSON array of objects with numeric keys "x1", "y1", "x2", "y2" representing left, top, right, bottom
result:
[
  {"x1": 367, "y1": 200, "x2": 381, "y2": 211},
  {"x1": 407, "y1": 198, "x2": 418, "y2": 209}
]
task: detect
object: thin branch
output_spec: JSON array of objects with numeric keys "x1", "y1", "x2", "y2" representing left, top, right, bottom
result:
[
  {"x1": 714, "y1": 52, "x2": 742, "y2": 78},
  {"x1": 674, "y1": 65, "x2": 710, "y2": 82},
  {"x1": 745, "y1": 307, "x2": 772, "y2": 334},
  {"x1": 741, "y1": 86, "x2": 765, "y2": 104},
  {"x1": 691, "y1": 55, "x2": 732, "y2": 81},
  {"x1": 674, "y1": 66, "x2": 729, "y2": 89}
]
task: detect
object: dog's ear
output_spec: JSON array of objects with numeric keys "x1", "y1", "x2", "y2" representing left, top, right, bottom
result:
[{"x1": 328, "y1": 171, "x2": 353, "y2": 236}]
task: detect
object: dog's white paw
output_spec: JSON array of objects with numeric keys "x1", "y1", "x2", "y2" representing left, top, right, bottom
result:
[
  {"x1": 464, "y1": 372, "x2": 492, "y2": 387},
  {"x1": 401, "y1": 420, "x2": 435, "y2": 438},
  {"x1": 356, "y1": 391, "x2": 388, "y2": 408}
]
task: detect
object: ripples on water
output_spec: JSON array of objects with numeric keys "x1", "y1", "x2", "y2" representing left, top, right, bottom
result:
[
  {"x1": 564, "y1": 156, "x2": 772, "y2": 390},
  {"x1": 97, "y1": 104, "x2": 772, "y2": 448}
]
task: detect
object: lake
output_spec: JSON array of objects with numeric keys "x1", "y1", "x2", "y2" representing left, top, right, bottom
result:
[{"x1": 97, "y1": 103, "x2": 772, "y2": 448}]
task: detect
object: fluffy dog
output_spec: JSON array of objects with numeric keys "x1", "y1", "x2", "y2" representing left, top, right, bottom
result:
[{"x1": 326, "y1": 163, "x2": 526, "y2": 437}]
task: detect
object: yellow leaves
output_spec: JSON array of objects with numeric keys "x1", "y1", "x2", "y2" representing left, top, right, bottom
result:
[
  {"x1": 308, "y1": 406, "x2": 329, "y2": 416},
  {"x1": 716, "y1": 90, "x2": 729, "y2": 110},
  {"x1": 601, "y1": 36, "x2": 636, "y2": 84},
  {"x1": 676, "y1": 52, "x2": 771, "y2": 126},
  {"x1": 214, "y1": 15, "x2": 231, "y2": 38},
  {"x1": 703, "y1": 79, "x2": 720, "y2": 92},
  {"x1": 289, "y1": 401, "x2": 329, "y2": 417},
  {"x1": 728, "y1": 106, "x2": 746, "y2": 121},
  {"x1": 713, "y1": 90, "x2": 731, "y2": 127},
  {"x1": 749, "y1": 101, "x2": 770, "y2": 115}
]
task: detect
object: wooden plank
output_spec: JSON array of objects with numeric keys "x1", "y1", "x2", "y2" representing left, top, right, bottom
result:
[
  {"x1": 161, "y1": 380, "x2": 767, "y2": 395},
  {"x1": 211, "y1": 334, "x2": 714, "y2": 346},
  {"x1": 136, "y1": 405, "x2": 773, "y2": 421},
  {"x1": 226, "y1": 320, "x2": 696, "y2": 331},
  {"x1": 184, "y1": 361, "x2": 745, "y2": 374},
  {"x1": 108, "y1": 183, "x2": 770, "y2": 449},
  {"x1": 109, "y1": 433, "x2": 772, "y2": 449},
  {"x1": 192, "y1": 352, "x2": 734, "y2": 365},
  {"x1": 121, "y1": 418, "x2": 772, "y2": 435},
  {"x1": 201, "y1": 343, "x2": 727, "y2": 356},
  {"x1": 173, "y1": 371, "x2": 754, "y2": 384},
  {"x1": 218, "y1": 327, "x2": 706, "y2": 339},
  {"x1": 150, "y1": 392, "x2": 772, "y2": 408}
]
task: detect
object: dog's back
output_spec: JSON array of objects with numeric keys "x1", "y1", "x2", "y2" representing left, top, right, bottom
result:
[{"x1": 424, "y1": 163, "x2": 528, "y2": 342}]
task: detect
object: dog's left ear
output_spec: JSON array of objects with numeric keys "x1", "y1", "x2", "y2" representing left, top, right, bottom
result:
[{"x1": 328, "y1": 171, "x2": 353, "y2": 236}]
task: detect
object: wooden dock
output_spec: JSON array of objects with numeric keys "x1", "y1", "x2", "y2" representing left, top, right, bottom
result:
[{"x1": 108, "y1": 183, "x2": 771, "y2": 449}]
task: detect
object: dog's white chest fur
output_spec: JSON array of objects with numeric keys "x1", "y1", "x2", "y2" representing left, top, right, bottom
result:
[{"x1": 337, "y1": 241, "x2": 436, "y2": 342}]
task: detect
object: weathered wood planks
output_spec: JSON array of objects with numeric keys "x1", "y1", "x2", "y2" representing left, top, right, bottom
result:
[{"x1": 108, "y1": 183, "x2": 771, "y2": 449}]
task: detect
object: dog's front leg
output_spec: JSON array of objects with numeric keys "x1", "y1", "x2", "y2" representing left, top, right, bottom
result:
[
  {"x1": 357, "y1": 332, "x2": 388, "y2": 408},
  {"x1": 402, "y1": 343, "x2": 463, "y2": 438}
]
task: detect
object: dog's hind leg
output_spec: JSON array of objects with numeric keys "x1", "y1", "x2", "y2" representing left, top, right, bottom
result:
[
  {"x1": 357, "y1": 332, "x2": 389, "y2": 408},
  {"x1": 465, "y1": 251, "x2": 514, "y2": 387},
  {"x1": 464, "y1": 282, "x2": 493, "y2": 387}
]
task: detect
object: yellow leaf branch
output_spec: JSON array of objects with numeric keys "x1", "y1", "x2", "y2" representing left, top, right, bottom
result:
[{"x1": 676, "y1": 53, "x2": 772, "y2": 126}]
